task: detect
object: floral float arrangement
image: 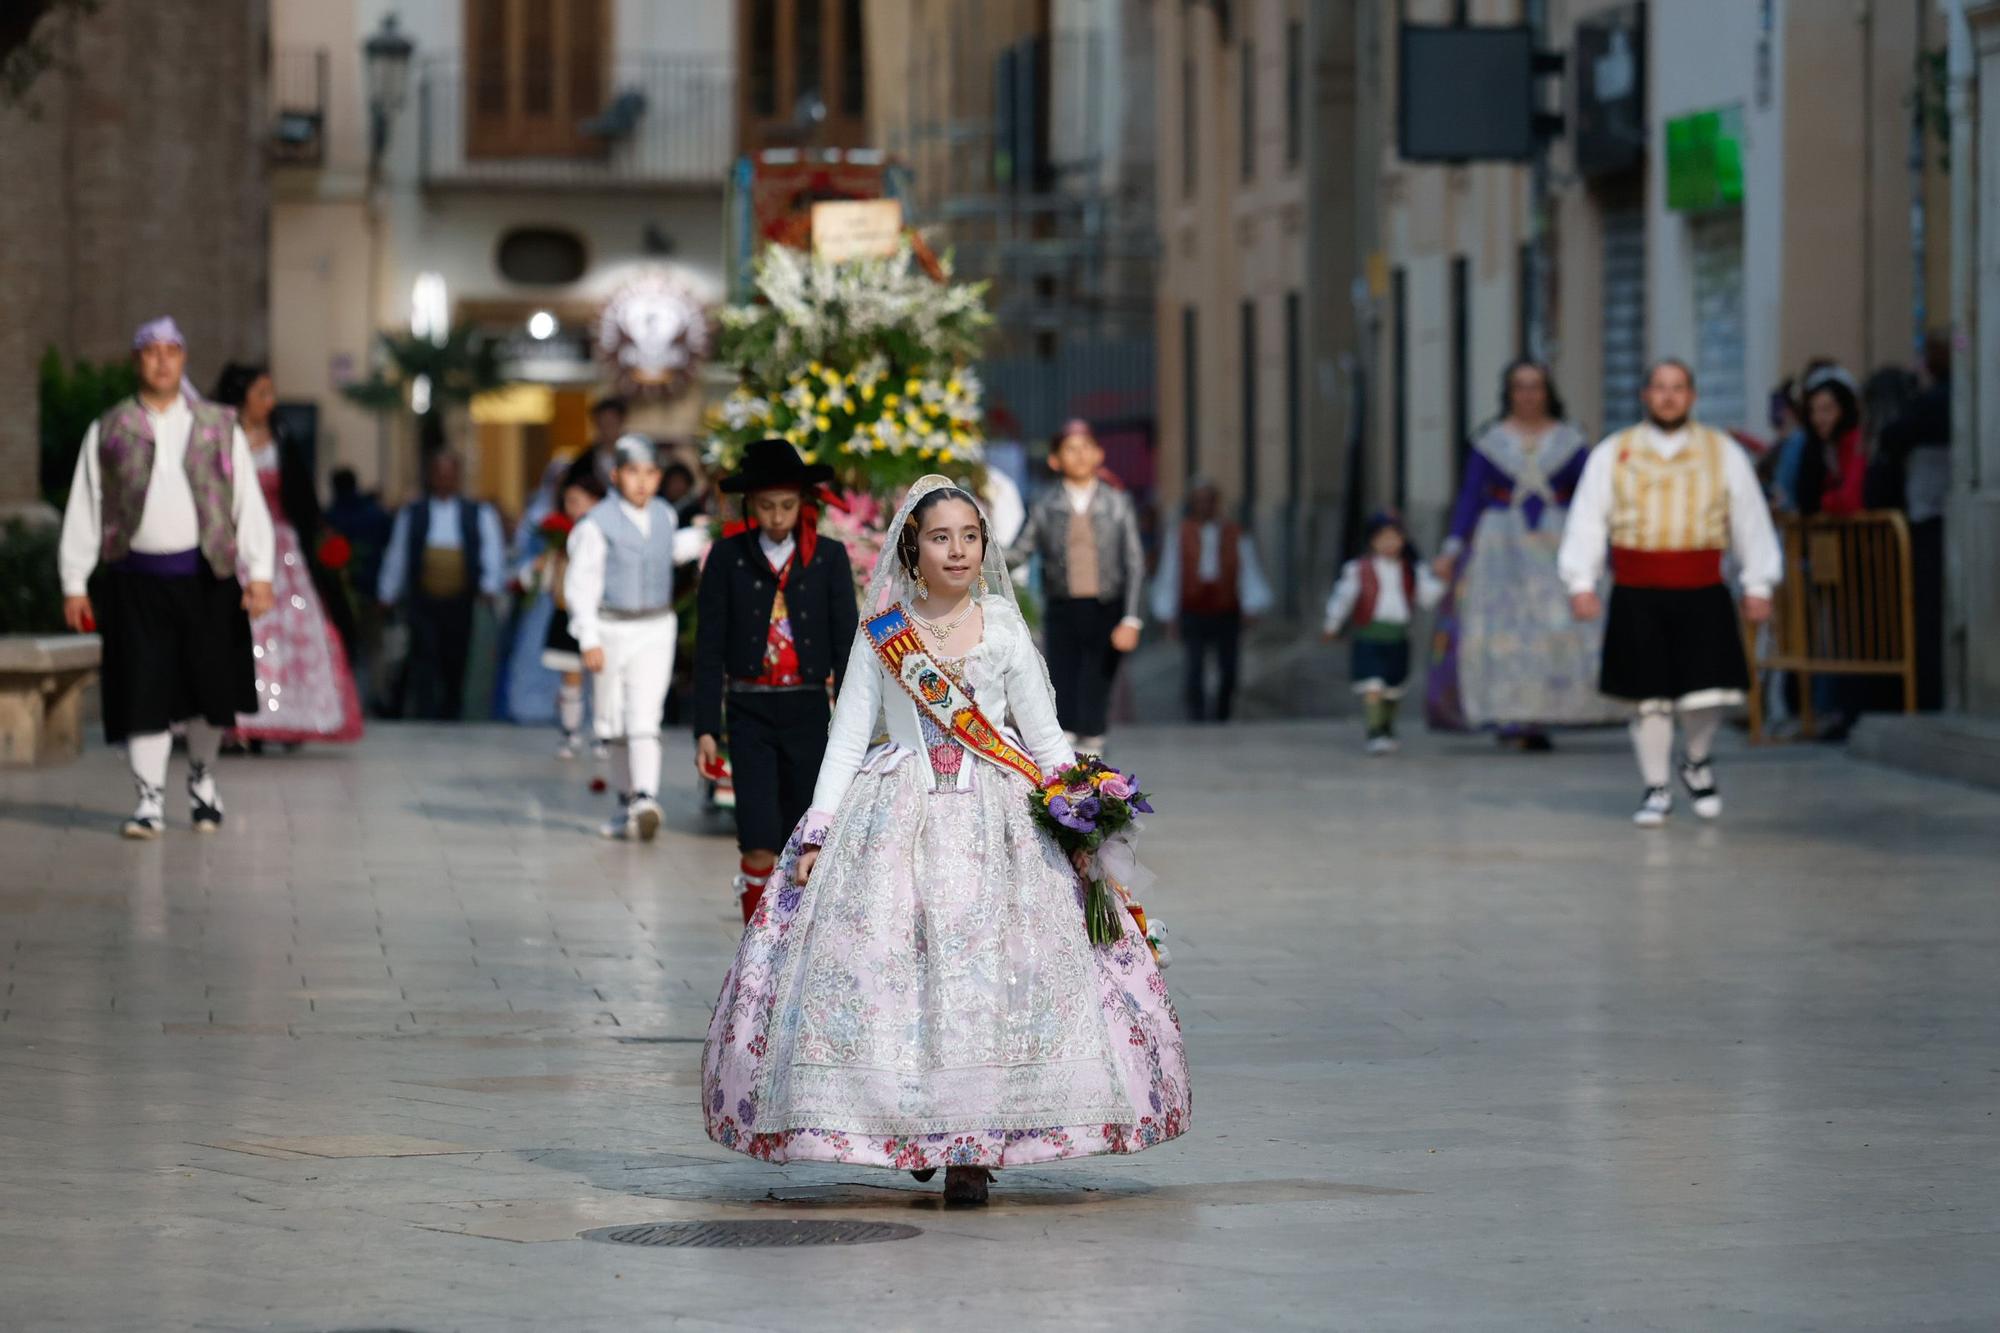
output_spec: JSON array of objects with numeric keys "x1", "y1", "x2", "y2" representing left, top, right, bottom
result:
[
  {"x1": 1031, "y1": 757, "x2": 1167, "y2": 962},
  {"x1": 704, "y1": 240, "x2": 995, "y2": 595}
]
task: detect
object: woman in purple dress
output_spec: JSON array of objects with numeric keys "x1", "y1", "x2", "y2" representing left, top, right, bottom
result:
[{"x1": 1428, "y1": 360, "x2": 1622, "y2": 746}]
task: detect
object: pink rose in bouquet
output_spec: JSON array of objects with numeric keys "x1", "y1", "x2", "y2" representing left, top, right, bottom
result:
[{"x1": 1097, "y1": 770, "x2": 1136, "y2": 800}]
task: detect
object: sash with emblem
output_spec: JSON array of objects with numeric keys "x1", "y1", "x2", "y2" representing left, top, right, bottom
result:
[{"x1": 863, "y1": 604, "x2": 1044, "y2": 787}]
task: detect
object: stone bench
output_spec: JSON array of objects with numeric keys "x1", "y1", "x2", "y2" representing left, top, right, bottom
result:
[{"x1": 0, "y1": 634, "x2": 101, "y2": 766}]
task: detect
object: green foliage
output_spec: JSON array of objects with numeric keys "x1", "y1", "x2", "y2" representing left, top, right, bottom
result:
[
  {"x1": 0, "y1": 519, "x2": 64, "y2": 635},
  {"x1": 38, "y1": 344, "x2": 136, "y2": 509},
  {"x1": 1911, "y1": 50, "x2": 1952, "y2": 174}
]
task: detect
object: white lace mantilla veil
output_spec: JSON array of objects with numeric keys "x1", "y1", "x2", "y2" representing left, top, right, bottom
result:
[{"x1": 864, "y1": 473, "x2": 1062, "y2": 734}]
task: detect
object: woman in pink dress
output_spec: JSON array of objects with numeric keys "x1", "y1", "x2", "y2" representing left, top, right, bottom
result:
[{"x1": 211, "y1": 364, "x2": 364, "y2": 746}]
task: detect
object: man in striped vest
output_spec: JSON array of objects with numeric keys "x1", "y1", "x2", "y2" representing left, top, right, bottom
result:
[
  {"x1": 1557, "y1": 360, "x2": 1782, "y2": 827},
  {"x1": 57, "y1": 316, "x2": 276, "y2": 838}
]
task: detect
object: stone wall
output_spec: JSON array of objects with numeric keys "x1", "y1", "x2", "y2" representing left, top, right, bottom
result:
[{"x1": 0, "y1": 0, "x2": 269, "y2": 511}]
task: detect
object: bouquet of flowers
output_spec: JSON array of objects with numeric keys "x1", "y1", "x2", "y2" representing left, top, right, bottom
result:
[
  {"x1": 813, "y1": 487, "x2": 889, "y2": 602},
  {"x1": 1030, "y1": 757, "x2": 1155, "y2": 946},
  {"x1": 537, "y1": 511, "x2": 576, "y2": 553},
  {"x1": 705, "y1": 240, "x2": 993, "y2": 498},
  {"x1": 315, "y1": 533, "x2": 353, "y2": 571},
  {"x1": 706, "y1": 358, "x2": 986, "y2": 497}
]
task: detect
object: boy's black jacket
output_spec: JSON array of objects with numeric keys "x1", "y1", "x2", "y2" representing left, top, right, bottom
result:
[{"x1": 693, "y1": 528, "x2": 858, "y2": 738}]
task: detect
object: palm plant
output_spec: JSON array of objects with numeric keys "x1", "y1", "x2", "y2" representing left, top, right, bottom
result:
[{"x1": 340, "y1": 323, "x2": 507, "y2": 466}]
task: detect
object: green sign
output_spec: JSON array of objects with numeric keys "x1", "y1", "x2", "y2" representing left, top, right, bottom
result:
[{"x1": 1666, "y1": 108, "x2": 1745, "y2": 212}]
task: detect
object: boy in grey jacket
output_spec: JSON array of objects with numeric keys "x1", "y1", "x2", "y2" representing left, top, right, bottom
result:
[{"x1": 1009, "y1": 420, "x2": 1145, "y2": 752}]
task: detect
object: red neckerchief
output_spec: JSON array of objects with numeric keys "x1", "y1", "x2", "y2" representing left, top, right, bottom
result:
[{"x1": 721, "y1": 486, "x2": 839, "y2": 570}]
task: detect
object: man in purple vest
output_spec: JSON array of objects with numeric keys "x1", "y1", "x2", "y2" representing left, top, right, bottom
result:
[{"x1": 58, "y1": 316, "x2": 275, "y2": 838}]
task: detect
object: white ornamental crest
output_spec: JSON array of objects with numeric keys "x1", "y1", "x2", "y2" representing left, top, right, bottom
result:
[{"x1": 595, "y1": 268, "x2": 714, "y2": 397}]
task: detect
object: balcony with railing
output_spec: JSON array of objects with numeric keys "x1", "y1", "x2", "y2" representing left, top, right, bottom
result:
[{"x1": 418, "y1": 54, "x2": 735, "y2": 190}]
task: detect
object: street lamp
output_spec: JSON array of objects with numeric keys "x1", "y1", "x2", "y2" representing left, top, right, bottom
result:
[
  {"x1": 363, "y1": 12, "x2": 415, "y2": 170},
  {"x1": 362, "y1": 12, "x2": 416, "y2": 496}
]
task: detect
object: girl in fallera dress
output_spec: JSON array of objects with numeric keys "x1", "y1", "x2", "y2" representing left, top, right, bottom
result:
[
  {"x1": 701, "y1": 476, "x2": 1189, "y2": 1206},
  {"x1": 536, "y1": 469, "x2": 606, "y2": 759},
  {"x1": 210, "y1": 363, "x2": 364, "y2": 748}
]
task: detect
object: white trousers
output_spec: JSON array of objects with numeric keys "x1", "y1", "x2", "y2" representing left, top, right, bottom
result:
[{"x1": 592, "y1": 612, "x2": 677, "y2": 742}]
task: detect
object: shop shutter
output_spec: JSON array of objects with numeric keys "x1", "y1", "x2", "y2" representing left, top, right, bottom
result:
[
  {"x1": 1600, "y1": 206, "x2": 1646, "y2": 431},
  {"x1": 1690, "y1": 209, "x2": 1748, "y2": 429}
]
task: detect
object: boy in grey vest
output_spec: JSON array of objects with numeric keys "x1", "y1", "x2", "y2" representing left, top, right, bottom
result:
[{"x1": 565, "y1": 435, "x2": 705, "y2": 840}]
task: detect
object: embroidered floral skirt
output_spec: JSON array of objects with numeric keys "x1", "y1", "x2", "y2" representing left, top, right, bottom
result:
[
  {"x1": 1449, "y1": 507, "x2": 1623, "y2": 728},
  {"x1": 235, "y1": 517, "x2": 364, "y2": 744},
  {"x1": 701, "y1": 756, "x2": 1189, "y2": 1170}
]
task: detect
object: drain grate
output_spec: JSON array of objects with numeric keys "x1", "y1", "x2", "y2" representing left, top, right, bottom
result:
[{"x1": 581, "y1": 1219, "x2": 921, "y2": 1248}]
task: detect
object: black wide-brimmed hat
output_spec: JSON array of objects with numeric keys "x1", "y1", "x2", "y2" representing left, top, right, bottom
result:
[{"x1": 719, "y1": 438, "x2": 836, "y2": 494}]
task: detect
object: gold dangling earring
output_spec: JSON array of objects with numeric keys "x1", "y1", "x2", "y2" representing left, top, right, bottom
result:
[
  {"x1": 915, "y1": 572, "x2": 931, "y2": 601},
  {"x1": 977, "y1": 572, "x2": 990, "y2": 598}
]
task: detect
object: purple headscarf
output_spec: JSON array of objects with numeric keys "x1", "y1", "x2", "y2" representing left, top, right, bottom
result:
[{"x1": 131, "y1": 315, "x2": 187, "y2": 350}]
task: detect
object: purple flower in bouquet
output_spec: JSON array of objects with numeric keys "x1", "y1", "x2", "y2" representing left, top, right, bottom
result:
[{"x1": 1049, "y1": 793, "x2": 1101, "y2": 833}]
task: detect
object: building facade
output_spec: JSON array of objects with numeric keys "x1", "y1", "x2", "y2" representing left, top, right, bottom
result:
[
  {"x1": 1154, "y1": 0, "x2": 1367, "y2": 609},
  {"x1": 1, "y1": 0, "x2": 270, "y2": 516},
  {"x1": 869, "y1": 0, "x2": 1161, "y2": 497},
  {"x1": 1375, "y1": 0, "x2": 1951, "y2": 548},
  {"x1": 271, "y1": 0, "x2": 734, "y2": 513}
]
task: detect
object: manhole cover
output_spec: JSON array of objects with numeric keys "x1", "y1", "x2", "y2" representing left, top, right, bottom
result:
[{"x1": 580, "y1": 1219, "x2": 920, "y2": 1248}]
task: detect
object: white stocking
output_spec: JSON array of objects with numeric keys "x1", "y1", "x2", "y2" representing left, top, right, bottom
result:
[
  {"x1": 558, "y1": 681, "x2": 584, "y2": 735},
  {"x1": 1680, "y1": 705, "x2": 1725, "y2": 765},
  {"x1": 628, "y1": 735, "x2": 662, "y2": 798},
  {"x1": 128, "y1": 731, "x2": 171, "y2": 798},
  {"x1": 184, "y1": 719, "x2": 223, "y2": 799},
  {"x1": 1627, "y1": 708, "x2": 1674, "y2": 788}
]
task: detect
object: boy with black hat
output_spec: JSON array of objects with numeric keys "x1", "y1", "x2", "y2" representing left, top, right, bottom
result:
[
  {"x1": 566, "y1": 433, "x2": 705, "y2": 840},
  {"x1": 693, "y1": 439, "x2": 858, "y2": 922}
]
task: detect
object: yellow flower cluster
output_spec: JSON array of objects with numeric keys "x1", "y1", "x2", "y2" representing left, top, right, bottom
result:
[{"x1": 707, "y1": 355, "x2": 984, "y2": 483}]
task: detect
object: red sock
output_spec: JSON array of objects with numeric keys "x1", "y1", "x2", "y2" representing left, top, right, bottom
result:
[{"x1": 738, "y1": 857, "x2": 771, "y2": 924}]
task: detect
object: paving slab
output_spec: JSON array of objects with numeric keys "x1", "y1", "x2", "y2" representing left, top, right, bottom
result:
[{"x1": 1, "y1": 720, "x2": 1997, "y2": 1330}]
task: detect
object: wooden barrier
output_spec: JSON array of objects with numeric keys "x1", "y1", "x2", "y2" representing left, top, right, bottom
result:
[{"x1": 1745, "y1": 511, "x2": 1916, "y2": 742}]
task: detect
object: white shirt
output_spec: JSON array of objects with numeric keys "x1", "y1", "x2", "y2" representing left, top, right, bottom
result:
[
  {"x1": 1063, "y1": 479, "x2": 1098, "y2": 515},
  {"x1": 58, "y1": 396, "x2": 275, "y2": 596},
  {"x1": 1556, "y1": 423, "x2": 1784, "y2": 598},
  {"x1": 758, "y1": 532, "x2": 796, "y2": 571},
  {"x1": 375, "y1": 496, "x2": 508, "y2": 604},
  {"x1": 805, "y1": 596, "x2": 1072, "y2": 841},
  {"x1": 1148, "y1": 520, "x2": 1276, "y2": 621},
  {"x1": 562, "y1": 498, "x2": 708, "y2": 650},
  {"x1": 1323, "y1": 556, "x2": 1446, "y2": 633}
]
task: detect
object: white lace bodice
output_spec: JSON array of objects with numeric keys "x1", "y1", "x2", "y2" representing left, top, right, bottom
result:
[{"x1": 806, "y1": 596, "x2": 1074, "y2": 828}]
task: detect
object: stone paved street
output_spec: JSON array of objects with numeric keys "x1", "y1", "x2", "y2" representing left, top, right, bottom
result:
[{"x1": 2, "y1": 721, "x2": 1998, "y2": 1332}]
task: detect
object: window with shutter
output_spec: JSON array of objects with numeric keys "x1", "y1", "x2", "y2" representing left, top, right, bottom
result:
[
  {"x1": 738, "y1": 0, "x2": 868, "y2": 153},
  {"x1": 465, "y1": 0, "x2": 609, "y2": 158}
]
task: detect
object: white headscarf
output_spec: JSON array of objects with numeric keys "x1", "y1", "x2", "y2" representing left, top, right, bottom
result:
[{"x1": 865, "y1": 474, "x2": 1024, "y2": 619}]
